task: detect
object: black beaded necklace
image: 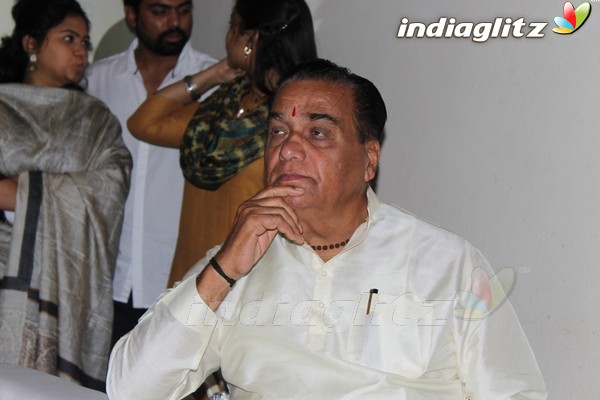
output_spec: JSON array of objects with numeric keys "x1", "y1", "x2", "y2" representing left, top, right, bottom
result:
[{"x1": 310, "y1": 238, "x2": 350, "y2": 251}]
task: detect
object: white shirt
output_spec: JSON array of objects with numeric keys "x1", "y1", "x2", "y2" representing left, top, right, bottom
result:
[
  {"x1": 86, "y1": 40, "x2": 216, "y2": 308},
  {"x1": 108, "y1": 188, "x2": 547, "y2": 399}
]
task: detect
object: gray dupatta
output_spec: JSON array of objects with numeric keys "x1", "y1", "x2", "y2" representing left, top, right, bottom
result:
[{"x1": 0, "y1": 84, "x2": 131, "y2": 390}]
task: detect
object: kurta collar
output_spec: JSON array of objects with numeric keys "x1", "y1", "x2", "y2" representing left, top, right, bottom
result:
[
  {"x1": 365, "y1": 185, "x2": 381, "y2": 221},
  {"x1": 288, "y1": 186, "x2": 381, "y2": 258}
]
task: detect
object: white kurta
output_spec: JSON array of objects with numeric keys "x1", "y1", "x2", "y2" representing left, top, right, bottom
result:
[{"x1": 108, "y1": 188, "x2": 547, "y2": 400}]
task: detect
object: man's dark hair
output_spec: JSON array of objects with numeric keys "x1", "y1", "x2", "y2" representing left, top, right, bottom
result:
[
  {"x1": 235, "y1": 0, "x2": 317, "y2": 95},
  {"x1": 277, "y1": 58, "x2": 387, "y2": 144},
  {"x1": 123, "y1": 0, "x2": 193, "y2": 14},
  {"x1": 123, "y1": 0, "x2": 142, "y2": 13}
]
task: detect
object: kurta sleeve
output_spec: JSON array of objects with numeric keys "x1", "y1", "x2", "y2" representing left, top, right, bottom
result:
[
  {"x1": 127, "y1": 94, "x2": 200, "y2": 148},
  {"x1": 454, "y1": 247, "x2": 547, "y2": 399},
  {"x1": 107, "y1": 270, "x2": 222, "y2": 400}
]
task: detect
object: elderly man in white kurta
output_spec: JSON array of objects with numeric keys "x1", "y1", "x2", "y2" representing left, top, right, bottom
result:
[{"x1": 107, "y1": 59, "x2": 547, "y2": 400}]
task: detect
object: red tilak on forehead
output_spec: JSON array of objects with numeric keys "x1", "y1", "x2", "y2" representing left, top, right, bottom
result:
[{"x1": 292, "y1": 106, "x2": 297, "y2": 117}]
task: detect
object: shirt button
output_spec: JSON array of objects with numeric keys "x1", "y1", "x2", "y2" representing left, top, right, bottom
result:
[
  {"x1": 320, "y1": 270, "x2": 327, "y2": 277},
  {"x1": 318, "y1": 302, "x2": 325, "y2": 309}
]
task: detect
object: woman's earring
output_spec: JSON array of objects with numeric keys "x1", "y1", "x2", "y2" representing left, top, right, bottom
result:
[
  {"x1": 27, "y1": 54, "x2": 37, "y2": 71},
  {"x1": 243, "y1": 45, "x2": 252, "y2": 58}
]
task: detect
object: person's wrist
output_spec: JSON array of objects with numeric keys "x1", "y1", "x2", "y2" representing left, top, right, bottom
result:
[
  {"x1": 196, "y1": 260, "x2": 235, "y2": 311},
  {"x1": 208, "y1": 66, "x2": 229, "y2": 86},
  {"x1": 209, "y1": 257, "x2": 236, "y2": 287},
  {"x1": 183, "y1": 75, "x2": 201, "y2": 101}
]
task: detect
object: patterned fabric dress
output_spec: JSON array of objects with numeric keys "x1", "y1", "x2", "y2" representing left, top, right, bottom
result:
[{"x1": 0, "y1": 84, "x2": 131, "y2": 390}]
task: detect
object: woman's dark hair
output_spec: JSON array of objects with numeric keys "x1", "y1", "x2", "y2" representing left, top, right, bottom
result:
[
  {"x1": 235, "y1": 0, "x2": 317, "y2": 95},
  {"x1": 0, "y1": 0, "x2": 90, "y2": 84},
  {"x1": 277, "y1": 59, "x2": 387, "y2": 145}
]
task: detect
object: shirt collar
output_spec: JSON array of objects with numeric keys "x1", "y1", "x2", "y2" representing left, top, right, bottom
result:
[
  {"x1": 122, "y1": 38, "x2": 139, "y2": 75},
  {"x1": 347, "y1": 186, "x2": 380, "y2": 249},
  {"x1": 171, "y1": 41, "x2": 193, "y2": 77},
  {"x1": 365, "y1": 185, "x2": 381, "y2": 222},
  {"x1": 121, "y1": 38, "x2": 193, "y2": 78}
]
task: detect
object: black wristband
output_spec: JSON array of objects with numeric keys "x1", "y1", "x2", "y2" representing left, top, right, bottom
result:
[{"x1": 209, "y1": 257, "x2": 236, "y2": 287}]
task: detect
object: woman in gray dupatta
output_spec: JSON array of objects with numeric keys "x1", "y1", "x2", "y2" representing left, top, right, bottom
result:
[{"x1": 0, "y1": 0, "x2": 131, "y2": 391}]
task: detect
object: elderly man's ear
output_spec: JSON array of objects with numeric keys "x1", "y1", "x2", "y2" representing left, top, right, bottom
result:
[{"x1": 364, "y1": 140, "x2": 381, "y2": 182}]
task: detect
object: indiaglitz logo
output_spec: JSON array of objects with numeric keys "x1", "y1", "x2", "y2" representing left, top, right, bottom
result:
[
  {"x1": 552, "y1": 1, "x2": 592, "y2": 34},
  {"x1": 396, "y1": 17, "x2": 547, "y2": 43},
  {"x1": 453, "y1": 267, "x2": 516, "y2": 320},
  {"x1": 397, "y1": 1, "x2": 592, "y2": 42}
]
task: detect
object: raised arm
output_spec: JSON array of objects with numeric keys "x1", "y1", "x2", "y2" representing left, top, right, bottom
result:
[
  {"x1": 127, "y1": 59, "x2": 244, "y2": 148},
  {"x1": 107, "y1": 185, "x2": 305, "y2": 399},
  {"x1": 196, "y1": 185, "x2": 306, "y2": 309}
]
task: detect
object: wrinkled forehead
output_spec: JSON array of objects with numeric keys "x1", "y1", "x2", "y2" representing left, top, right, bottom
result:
[{"x1": 272, "y1": 79, "x2": 355, "y2": 117}]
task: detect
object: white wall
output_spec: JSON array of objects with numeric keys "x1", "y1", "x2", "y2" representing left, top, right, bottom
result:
[
  {"x1": 0, "y1": 1, "x2": 11, "y2": 38},
  {"x1": 2, "y1": 0, "x2": 597, "y2": 398}
]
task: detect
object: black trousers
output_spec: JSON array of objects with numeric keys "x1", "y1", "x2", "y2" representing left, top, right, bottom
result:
[{"x1": 111, "y1": 292, "x2": 148, "y2": 348}]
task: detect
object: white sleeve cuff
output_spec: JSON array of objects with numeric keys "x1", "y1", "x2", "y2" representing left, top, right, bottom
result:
[{"x1": 161, "y1": 273, "x2": 218, "y2": 333}]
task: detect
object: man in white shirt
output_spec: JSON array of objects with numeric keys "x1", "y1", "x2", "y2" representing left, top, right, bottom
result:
[
  {"x1": 108, "y1": 59, "x2": 547, "y2": 400},
  {"x1": 86, "y1": 0, "x2": 216, "y2": 345}
]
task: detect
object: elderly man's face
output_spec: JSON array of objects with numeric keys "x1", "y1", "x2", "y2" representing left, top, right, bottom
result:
[{"x1": 265, "y1": 80, "x2": 379, "y2": 213}]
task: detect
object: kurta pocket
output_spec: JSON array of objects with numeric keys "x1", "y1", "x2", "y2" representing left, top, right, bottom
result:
[{"x1": 347, "y1": 292, "x2": 434, "y2": 378}]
